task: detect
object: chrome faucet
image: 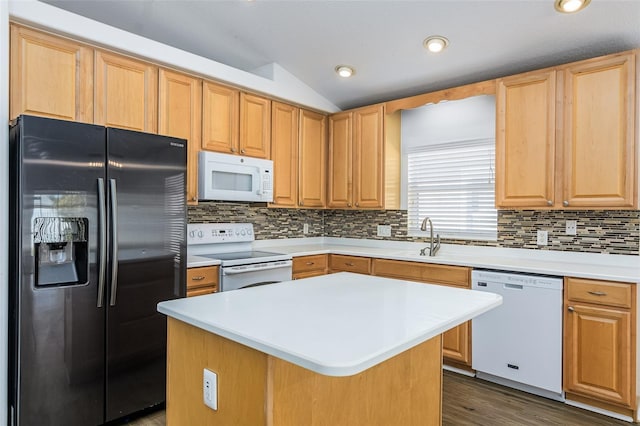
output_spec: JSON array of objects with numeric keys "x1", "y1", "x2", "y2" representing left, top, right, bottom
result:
[{"x1": 419, "y1": 217, "x2": 441, "y2": 256}]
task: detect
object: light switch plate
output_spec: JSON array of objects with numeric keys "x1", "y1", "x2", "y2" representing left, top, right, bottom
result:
[
  {"x1": 377, "y1": 225, "x2": 392, "y2": 237},
  {"x1": 203, "y1": 368, "x2": 217, "y2": 410},
  {"x1": 536, "y1": 230, "x2": 548, "y2": 246},
  {"x1": 565, "y1": 220, "x2": 577, "y2": 235}
]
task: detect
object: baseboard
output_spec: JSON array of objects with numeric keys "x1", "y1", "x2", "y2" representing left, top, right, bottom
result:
[
  {"x1": 443, "y1": 364, "x2": 475, "y2": 377},
  {"x1": 565, "y1": 398, "x2": 634, "y2": 423}
]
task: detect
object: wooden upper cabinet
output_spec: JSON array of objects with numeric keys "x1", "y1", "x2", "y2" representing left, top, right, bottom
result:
[
  {"x1": 496, "y1": 50, "x2": 638, "y2": 210},
  {"x1": 327, "y1": 105, "x2": 398, "y2": 210},
  {"x1": 298, "y1": 109, "x2": 327, "y2": 208},
  {"x1": 240, "y1": 93, "x2": 271, "y2": 158},
  {"x1": 562, "y1": 53, "x2": 636, "y2": 208},
  {"x1": 327, "y1": 112, "x2": 353, "y2": 208},
  {"x1": 495, "y1": 70, "x2": 556, "y2": 208},
  {"x1": 202, "y1": 81, "x2": 239, "y2": 154},
  {"x1": 10, "y1": 24, "x2": 93, "y2": 123},
  {"x1": 270, "y1": 102, "x2": 299, "y2": 207},
  {"x1": 94, "y1": 50, "x2": 158, "y2": 132},
  {"x1": 353, "y1": 105, "x2": 385, "y2": 208},
  {"x1": 158, "y1": 69, "x2": 202, "y2": 205}
]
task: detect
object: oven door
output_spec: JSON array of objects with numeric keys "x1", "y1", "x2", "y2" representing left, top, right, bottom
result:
[{"x1": 220, "y1": 260, "x2": 292, "y2": 292}]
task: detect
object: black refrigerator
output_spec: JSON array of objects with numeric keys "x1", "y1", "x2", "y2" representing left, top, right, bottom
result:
[{"x1": 8, "y1": 115, "x2": 186, "y2": 425}]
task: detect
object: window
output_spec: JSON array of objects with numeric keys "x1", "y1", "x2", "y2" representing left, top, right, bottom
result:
[{"x1": 407, "y1": 138, "x2": 497, "y2": 240}]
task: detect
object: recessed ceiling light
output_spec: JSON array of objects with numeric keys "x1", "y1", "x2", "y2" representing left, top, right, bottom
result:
[
  {"x1": 423, "y1": 36, "x2": 449, "y2": 53},
  {"x1": 335, "y1": 65, "x2": 355, "y2": 78},
  {"x1": 554, "y1": 0, "x2": 591, "y2": 13}
]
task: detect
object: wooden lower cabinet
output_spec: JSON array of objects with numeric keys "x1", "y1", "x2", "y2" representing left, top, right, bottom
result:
[
  {"x1": 564, "y1": 277, "x2": 636, "y2": 416},
  {"x1": 372, "y1": 258, "x2": 472, "y2": 367},
  {"x1": 292, "y1": 254, "x2": 328, "y2": 279},
  {"x1": 329, "y1": 254, "x2": 372, "y2": 275},
  {"x1": 186, "y1": 266, "x2": 219, "y2": 297}
]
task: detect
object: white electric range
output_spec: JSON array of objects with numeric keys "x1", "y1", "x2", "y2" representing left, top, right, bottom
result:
[{"x1": 187, "y1": 223, "x2": 292, "y2": 292}]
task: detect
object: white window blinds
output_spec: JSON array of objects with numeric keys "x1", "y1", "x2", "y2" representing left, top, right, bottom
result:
[{"x1": 407, "y1": 138, "x2": 497, "y2": 240}]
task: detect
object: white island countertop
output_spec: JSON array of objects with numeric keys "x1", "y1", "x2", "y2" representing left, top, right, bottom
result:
[{"x1": 158, "y1": 272, "x2": 502, "y2": 376}]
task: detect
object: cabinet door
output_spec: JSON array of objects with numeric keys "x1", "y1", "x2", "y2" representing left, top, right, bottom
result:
[
  {"x1": 298, "y1": 109, "x2": 327, "y2": 208},
  {"x1": 564, "y1": 303, "x2": 633, "y2": 407},
  {"x1": 562, "y1": 53, "x2": 636, "y2": 208},
  {"x1": 271, "y1": 102, "x2": 299, "y2": 207},
  {"x1": 442, "y1": 321, "x2": 471, "y2": 365},
  {"x1": 158, "y1": 69, "x2": 202, "y2": 205},
  {"x1": 202, "y1": 81, "x2": 239, "y2": 154},
  {"x1": 240, "y1": 93, "x2": 271, "y2": 158},
  {"x1": 495, "y1": 70, "x2": 556, "y2": 208},
  {"x1": 10, "y1": 24, "x2": 93, "y2": 123},
  {"x1": 353, "y1": 105, "x2": 385, "y2": 208},
  {"x1": 95, "y1": 51, "x2": 157, "y2": 132},
  {"x1": 327, "y1": 112, "x2": 353, "y2": 208}
]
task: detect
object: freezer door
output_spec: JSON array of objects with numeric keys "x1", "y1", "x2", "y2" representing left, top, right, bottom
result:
[
  {"x1": 105, "y1": 128, "x2": 186, "y2": 421},
  {"x1": 9, "y1": 115, "x2": 106, "y2": 426}
]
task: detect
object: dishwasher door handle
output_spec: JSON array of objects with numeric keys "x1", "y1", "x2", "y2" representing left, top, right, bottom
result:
[{"x1": 504, "y1": 283, "x2": 523, "y2": 290}]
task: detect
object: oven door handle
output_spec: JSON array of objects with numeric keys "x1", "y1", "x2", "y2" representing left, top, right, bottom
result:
[{"x1": 222, "y1": 261, "x2": 292, "y2": 275}]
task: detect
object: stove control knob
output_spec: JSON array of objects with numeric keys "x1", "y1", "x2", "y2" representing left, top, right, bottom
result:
[
  {"x1": 240, "y1": 229, "x2": 246, "y2": 236},
  {"x1": 247, "y1": 228, "x2": 253, "y2": 235},
  {"x1": 189, "y1": 230, "x2": 196, "y2": 239},
  {"x1": 197, "y1": 230, "x2": 204, "y2": 238}
]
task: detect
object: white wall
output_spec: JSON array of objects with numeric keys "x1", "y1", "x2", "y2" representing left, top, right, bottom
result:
[
  {"x1": 1, "y1": 1, "x2": 9, "y2": 424},
  {"x1": 399, "y1": 95, "x2": 496, "y2": 208},
  {"x1": 401, "y1": 95, "x2": 496, "y2": 150}
]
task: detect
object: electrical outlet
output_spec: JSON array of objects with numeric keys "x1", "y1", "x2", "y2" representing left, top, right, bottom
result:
[
  {"x1": 303, "y1": 223, "x2": 309, "y2": 234},
  {"x1": 565, "y1": 220, "x2": 577, "y2": 235},
  {"x1": 536, "y1": 230, "x2": 548, "y2": 246},
  {"x1": 203, "y1": 369, "x2": 217, "y2": 410},
  {"x1": 377, "y1": 225, "x2": 391, "y2": 237}
]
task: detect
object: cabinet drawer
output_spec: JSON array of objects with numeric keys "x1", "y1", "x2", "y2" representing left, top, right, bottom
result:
[
  {"x1": 187, "y1": 266, "x2": 219, "y2": 290},
  {"x1": 372, "y1": 259, "x2": 470, "y2": 288},
  {"x1": 293, "y1": 255, "x2": 328, "y2": 274},
  {"x1": 187, "y1": 286, "x2": 216, "y2": 297},
  {"x1": 329, "y1": 255, "x2": 371, "y2": 274},
  {"x1": 566, "y1": 277, "x2": 632, "y2": 309}
]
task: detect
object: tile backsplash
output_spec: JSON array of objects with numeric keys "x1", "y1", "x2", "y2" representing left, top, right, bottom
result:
[{"x1": 188, "y1": 202, "x2": 640, "y2": 255}]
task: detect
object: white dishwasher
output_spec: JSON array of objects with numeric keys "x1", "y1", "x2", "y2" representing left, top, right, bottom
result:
[{"x1": 471, "y1": 269, "x2": 564, "y2": 401}]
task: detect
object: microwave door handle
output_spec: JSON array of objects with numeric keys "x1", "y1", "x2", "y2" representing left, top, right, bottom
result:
[{"x1": 223, "y1": 262, "x2": 292, "y2": 275}]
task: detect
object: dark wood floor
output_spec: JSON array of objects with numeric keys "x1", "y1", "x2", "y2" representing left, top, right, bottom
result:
[{"x1": 124, "y1": 371, "x2": 632, "y2": 425}]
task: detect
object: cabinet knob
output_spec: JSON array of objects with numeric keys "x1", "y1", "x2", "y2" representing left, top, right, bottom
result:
[
  {"x1": 588, "y1": 291, "x2": 607, "y2": 297},
  {"x1": 300, "y1": 201, "x2": 304, "y2": 206},
  {"x1": 547, "y1": 200, "x2": 553, "y2": 206},
  {"x1": 230, "y1": 147, "x2": 236, "y2": 153},
  {"x1": 241, "y1": 149, "x2": 245, "y2": 154},
  {"x1": 345, "y1": 262, "x2": 355, "y2": 267},
  {"x1": 567, "y1": 306, "x2": 575, "y2": 312},
  {"x1": 355, "y1": 202, "x2": 359, "y2": 207},
  {"x1": 563, "y1": 200, "x2": 569, "y2": 207},
  {"x1": 306, "y1": 262, "x2": 315, "y2": 266},
  {"x1": 192, "y1": 197, "x2": 197, "y2": 201},
  {"x1": 191, "y1": 276, "x2": 205, "y2": 281},
  {"x1": 348, "y1": 203, "x2": 351, "y2": 207}
]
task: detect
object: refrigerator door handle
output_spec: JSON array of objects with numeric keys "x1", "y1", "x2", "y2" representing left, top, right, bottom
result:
[
  {"x1": 109, "y1": 178, "x2": 119, "y2": 306},
  {"x1": 97, "y1": 178, "x2": 107, "y2": 308}
]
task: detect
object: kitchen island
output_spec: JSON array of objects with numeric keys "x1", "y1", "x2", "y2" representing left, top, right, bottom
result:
[{"x1": 157, "y1": 272, "x2": 502, "y2": 425}]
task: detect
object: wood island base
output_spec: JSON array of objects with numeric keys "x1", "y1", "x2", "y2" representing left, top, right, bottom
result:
[{"x1": 166, "y1": 317, "x2": 443, "y2": 426}]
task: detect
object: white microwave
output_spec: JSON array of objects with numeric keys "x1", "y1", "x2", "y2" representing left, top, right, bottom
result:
[{"x1": 198, "y1": 151, "x2": 273, "y2": 202}]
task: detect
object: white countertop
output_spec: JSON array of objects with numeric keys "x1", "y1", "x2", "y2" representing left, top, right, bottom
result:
[
  {"x1": 187, "y1": 254, "x2": 221, "y2": 268},
  {"x1": 252, "y1": 237, "x2": 640, "y2": 283},
  {"x1": 158, "y1": 272, "x2": 502, "y2": 376}
]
